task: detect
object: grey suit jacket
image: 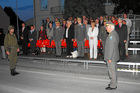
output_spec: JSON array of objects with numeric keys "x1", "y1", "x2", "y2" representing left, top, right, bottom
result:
[
  {"x1": 53, "y1": 26, "x2": 64, "y2": 41},
  {"x1": 104, "y1": 30, "x2": 120, "y2": 62},
  {"x1": 75, "y1": 24, "x2": 86, "y2": 41}
]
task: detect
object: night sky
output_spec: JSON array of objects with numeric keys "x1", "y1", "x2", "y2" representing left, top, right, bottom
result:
[{"x1": 0, "y1": 0, "x2": 33, "y2": 21}]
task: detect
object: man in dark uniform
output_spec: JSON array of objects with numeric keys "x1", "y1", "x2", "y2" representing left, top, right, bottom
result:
[
  {"x1": 4, "y1": 26, "x2": 20, "y2": 76},
  {"x1": 104, "y1": 22, "x2": 120, "y2": 90}
]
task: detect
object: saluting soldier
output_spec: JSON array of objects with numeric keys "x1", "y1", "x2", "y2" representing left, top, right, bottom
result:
[
  {"x1": 4, "y1": 26, "x2": 20, "y2": 76},
  {"x1": 104, "y1": 22, "x2": 120, "y2": 90}
]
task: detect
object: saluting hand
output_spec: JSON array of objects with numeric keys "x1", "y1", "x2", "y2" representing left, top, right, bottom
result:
[{"x1": 6, "y1": 51, "x2": 10, "y2": 55}]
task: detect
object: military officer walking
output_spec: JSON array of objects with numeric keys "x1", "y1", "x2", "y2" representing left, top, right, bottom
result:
[
  {"x1": 4, "y1": 26, "x2": 20, "y2": 76},
  {"x1": 104, "y1": 22, "x2": 120, "y2": 90}
]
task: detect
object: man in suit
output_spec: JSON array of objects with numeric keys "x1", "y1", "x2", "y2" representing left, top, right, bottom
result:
[
  {"x1": 104, "y1": 22, "x2": 119, "y2": 90},
  {"x1": 75, "y1": 17, "x2": 86, "y2": 58},
  {"x1": 99, "y1": 21, "x2": 108, "y2": 54},
  {"x1": 28, "y1": 25, "x2": 37, "y2": 54},
  {"x1": 53, "y1": 21, "x2": 64, "y2": 57},
  {"x1": 115, "y1": 18, "x2": 127, "y2": 60},
  {"x1": 64, "y1": 20, "x2": 74, "y2": 57},
  {"x1": 123, "y1": 13, "x2": 132, "y2": 57},
  {"x1": 20, "y1": 23, "x2": 28, "y2": 55},
  {"x1": 99, "y1": 16, "x2": 104, "y2": 27}
]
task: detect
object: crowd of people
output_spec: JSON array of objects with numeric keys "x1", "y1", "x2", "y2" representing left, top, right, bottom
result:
[
  {"x1": 0, "y1": 14, "x2": 132, "y2": 89},
  {"x1": 0, "y1": 13, "x2": 132, "y2": 61}
]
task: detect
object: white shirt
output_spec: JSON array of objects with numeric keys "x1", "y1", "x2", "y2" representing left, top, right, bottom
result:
[
  {"x1": 66, "y1": 28, "x2": 69, "y2": 38},
  {"x1": 88, "y1": 27, "x2": 99, "y2": 40},
  {"x1": 22, "y1": 27, "x2": 25, "y2": 32}
]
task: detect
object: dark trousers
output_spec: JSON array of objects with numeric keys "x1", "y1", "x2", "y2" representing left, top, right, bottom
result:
[
  {"x1": 66, "y1": 38, "x2": 73, "y2": 55},
  {"x1": 22, "y1": 41, "x2": 28, "y2": 55},
  {"x1": 119, "y1": 42, "x2": 126, "y2": 60}
]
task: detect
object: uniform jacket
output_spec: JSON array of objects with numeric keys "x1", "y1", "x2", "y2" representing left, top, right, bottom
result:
[
  {"x1": 4, "y1": 33, "x2": 19, "y2": 51},
  {"x1": 115, "y1": 24, "x2": 127, "y2": 43},
  {"x1": 75, "y1": 24, "x2": 86, "y2": 41},
  {"x1": 104, "y1": 30, "x2": 120, "y2": 62},
  {"x1": 53, "y1": 26, "x2": 64, "y2": 41}
]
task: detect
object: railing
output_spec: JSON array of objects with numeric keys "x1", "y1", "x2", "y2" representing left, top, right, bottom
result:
[{"x1": 50, "y1": 6, "x2": 64, "y2": 14}]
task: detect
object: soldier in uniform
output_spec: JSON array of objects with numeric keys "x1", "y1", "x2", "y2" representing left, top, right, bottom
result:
[
  {"x1": 104, "y1": 22, "x2": 120, "y2": 90},
  {"x1": 4, "y1": 26, "x2": 20, "y2": 76}
]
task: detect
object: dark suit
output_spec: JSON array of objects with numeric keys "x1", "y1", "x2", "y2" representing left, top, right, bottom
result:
[
  {"x1": 64, "y1": 24, "x2": 74, "y2": 55},
  {"x1": 104, "y1": 30, "x2": 119, "y2": 88},
  {"x1": 115, "y1": 24, "x2": 127, "y2": 60},
  {"x1": 28, "y1": 30, "x2": 37, "y2": 53},
  {"x1": 20, "y1": 27, "x2": 28, "y2": 55}
]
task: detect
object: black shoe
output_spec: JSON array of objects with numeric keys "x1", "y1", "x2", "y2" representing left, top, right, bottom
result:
[
  {"x1": 11, "y1": 69, "x2": 20, "y2": 76},
  {"x1": 105, "y1": 86, "x2": 117, "y2": 90},
  {"x1": 56, "y1": 55, "x2": 61, "y2": 57}
]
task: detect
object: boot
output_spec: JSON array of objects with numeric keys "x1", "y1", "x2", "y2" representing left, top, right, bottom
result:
[
  {"x1": 10, "y1": 69, "x2": 14, "y2": 76},
  {"x1": 13, "y1": 68, "x2": 20, "y2": 75}
]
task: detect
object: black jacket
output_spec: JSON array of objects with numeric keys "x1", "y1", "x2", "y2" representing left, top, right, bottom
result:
[
  {"x1": 115, "y1": 24, "x2": 127, "y2": 43},
  {"x1": 64, "y1": 24, "x2": 74, "y2": 40}
]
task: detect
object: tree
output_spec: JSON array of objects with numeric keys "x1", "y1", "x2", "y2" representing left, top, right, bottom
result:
[
  {"x1": 112, "y1": 0, "x2": 140, "y2": 14},
  {"x1": 64, "y1": 0, "x2": 105, "y2": 19}
]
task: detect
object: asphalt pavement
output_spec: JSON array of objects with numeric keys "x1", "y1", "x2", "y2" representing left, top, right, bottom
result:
[{"x1": 0, "y1": 58, "x2": 140, "y2": 93}]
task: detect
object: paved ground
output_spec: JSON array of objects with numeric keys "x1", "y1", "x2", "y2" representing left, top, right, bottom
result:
[{"x1": 0, "y1": 57, "x2": 140, "y2": 93}]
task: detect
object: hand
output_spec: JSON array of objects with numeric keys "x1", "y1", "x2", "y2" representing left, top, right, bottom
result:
[
  {"x1": 39, "y1": 37, "x2": 42, "y2": 40},
  {"x1": 124, "y1": 40, "x2": 127, "y2": 43},
  {"x1": 21, "y1": 37, "x2": 23, "y2": 40},
  {"x1": 6, "y1": 51, "x2": 10, "y2": 55},
  {"x1": 75, "y1": 39, "x2": 77, "y2": 42},
  {"x1": 17, "y1": 48, "x2": 20, "y2": 52},
  {"x1": 84, "y1": 38, "x2": 86, "y2": 41},
  {"x1": 29, "y1": 39, "x2": 32, "y2": 42},
  {"x1": 90, "y1": 37, "x2": 94, "y2": 39},
  {"x1": 108, "y1": 60, "x2": 112, "y2": 63}
]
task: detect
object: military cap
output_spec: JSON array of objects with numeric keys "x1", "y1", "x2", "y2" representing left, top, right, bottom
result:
[
  {"x1": 106, "y1": 21, "x2": 114, "y2": 26},
  {"x1": 8, "y1": 25, "x2": 15, "y2": 31}
]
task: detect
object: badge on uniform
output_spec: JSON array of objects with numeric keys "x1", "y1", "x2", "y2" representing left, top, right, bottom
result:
[{"x1": 109, "y1": 36, "x2": 112, "y2": 40}]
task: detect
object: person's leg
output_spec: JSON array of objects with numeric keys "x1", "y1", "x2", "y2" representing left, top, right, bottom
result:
[
  {"x1": 93, "y1": 40, "x2": 98, "y2": 59},
  {"x1": 107, "y1": 62, "x2": 117, "y2": 88},
  {"x1": 89, "y1": 40, "x2": 93, "y2": 58},
  {"x1": 81, "y1": 41, "x2": 85, "y2": 57},
  {"x1": 1, "y1": 46, "x2": 6, "y2": 58},
  {"x1": 66, "y1": 39, "x2": 71, "y2": 55}
]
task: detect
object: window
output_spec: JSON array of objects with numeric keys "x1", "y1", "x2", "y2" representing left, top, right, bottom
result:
[
  {"x1": 60, "y1": 0, "x2": 65, "y2": 7},
  {"x1": 40, "y1": 0, "x2": 48, "y2": 10}
]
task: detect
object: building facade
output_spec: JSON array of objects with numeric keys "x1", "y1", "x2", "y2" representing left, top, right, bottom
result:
[{"x1": 34, "y1": 0, "x2": 64, "y2": 31}]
